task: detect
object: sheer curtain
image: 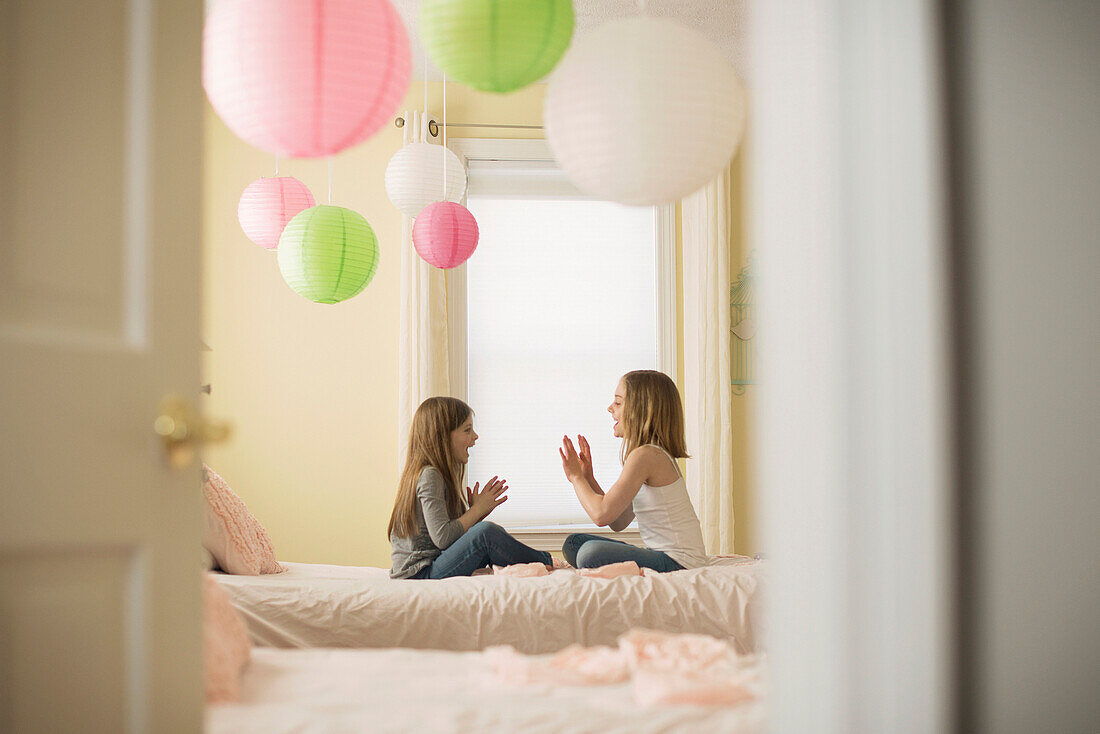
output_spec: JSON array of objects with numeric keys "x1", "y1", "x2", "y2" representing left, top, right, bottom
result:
[
  {"x1": 682, "y1": 166, "x2": 735, "y2": 554},
  {"x1": 397, "y1": 110, "x2": 450, "y2": 467}
]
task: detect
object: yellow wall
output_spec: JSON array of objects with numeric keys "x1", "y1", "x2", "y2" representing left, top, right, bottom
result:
[
  {"x1": 202, "y1": 83, "x2": 546, "y2": 567},
  {"x1": 202, "y1": 82, "x2": 755, "y2": 566}
]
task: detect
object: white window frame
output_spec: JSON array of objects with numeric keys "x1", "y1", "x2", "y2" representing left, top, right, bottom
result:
[{"x1": 445, "y1": 138, "x2": 676, "y2": 549}]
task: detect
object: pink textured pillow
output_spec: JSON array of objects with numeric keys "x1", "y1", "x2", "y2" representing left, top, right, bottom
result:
[
  {"x1": 203, "y1": 573, "x2": 251, "y2": 703},
  {"x1": 202, "y1": 464, "x2": 284, "y2": 575}
]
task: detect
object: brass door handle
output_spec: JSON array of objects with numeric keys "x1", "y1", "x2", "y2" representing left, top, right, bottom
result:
[{"x1": 154, "y1": 394, "x2": 232, "y2": 469}]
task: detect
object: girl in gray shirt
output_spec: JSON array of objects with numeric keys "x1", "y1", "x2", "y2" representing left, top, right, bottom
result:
[{"x1": 388, "y1": 397, "x2": 557, "y2": 579}]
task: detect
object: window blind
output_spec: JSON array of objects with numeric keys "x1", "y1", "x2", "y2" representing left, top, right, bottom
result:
[{"x1": 464, "y1": 181, "x2": 658, "y2": 527}]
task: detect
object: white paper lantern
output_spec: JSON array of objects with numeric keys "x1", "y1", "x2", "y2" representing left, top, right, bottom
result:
[
  {"x1": 384, "y1": 142, "x2": 468, "y2": 219},
  {"x1": 544, "y1": 17, "x2": 746, "y2": 206}
]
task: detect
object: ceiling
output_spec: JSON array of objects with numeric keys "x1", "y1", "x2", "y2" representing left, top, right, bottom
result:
[{"x1": 392, "y1": 0, "x2": 749, "y2": 82}]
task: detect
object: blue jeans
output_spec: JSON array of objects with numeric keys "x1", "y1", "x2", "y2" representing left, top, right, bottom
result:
[
  {"x1": 419, "y1": 521, "x2": 552, "y2": 579},
  {"x1": 562, "y1": 533, "x2": 684, "y2": 573}
]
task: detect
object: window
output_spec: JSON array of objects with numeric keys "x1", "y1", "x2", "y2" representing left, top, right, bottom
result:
[{"x1": 447, "y1": 140, "x2": 675, "y2": 535}]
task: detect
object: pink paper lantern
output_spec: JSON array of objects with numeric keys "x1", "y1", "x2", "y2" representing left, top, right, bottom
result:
[
  {"x1": 238, "y1": 177, "x2": 317, "y2": 250},
  {"x1": 412, "y1": 202, "x2": 479, "y2": 269},
  {"x1": 203, "y1": 0, "x2": 411, "y2": 157}
]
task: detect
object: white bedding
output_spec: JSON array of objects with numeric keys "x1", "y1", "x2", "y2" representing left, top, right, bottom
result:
[
  {"x1": 206, "y1": 647, "x2": 767, "y2": 734},
  {"x1": 214, "y1": 560, "x2": 765, "y2": 654}
]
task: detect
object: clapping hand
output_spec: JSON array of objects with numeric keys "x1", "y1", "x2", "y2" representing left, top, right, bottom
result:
[
  {"x1": 576, "y1": 435, "x2": 595, "y2": 481},
  {"x1": 559, "y1": 435, "x2": 593, "y2": 482},
  {"x1": 466, "y1": 476, "x2": 508, "y2": 520}
]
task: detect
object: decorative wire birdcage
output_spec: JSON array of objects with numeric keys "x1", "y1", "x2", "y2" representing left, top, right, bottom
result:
[{"x1": 730, "y1": 255, "x2": 756, "y2": 395}]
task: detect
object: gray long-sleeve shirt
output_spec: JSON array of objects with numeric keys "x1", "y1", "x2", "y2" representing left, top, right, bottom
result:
[{"x1": 389, "y1": 466, "x2": 466, "y2": 579}]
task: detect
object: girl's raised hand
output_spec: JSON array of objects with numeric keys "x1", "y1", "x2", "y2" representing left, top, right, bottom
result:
[
  {"x1": 468, "y1": 476, "x2": 508, "y2": 519},
  {"x1": 559, "y1": 435, "x2": 585, "y2": 481},
  {"x1": 577, "y1": 434, "x2": 595, "y2": 481}
]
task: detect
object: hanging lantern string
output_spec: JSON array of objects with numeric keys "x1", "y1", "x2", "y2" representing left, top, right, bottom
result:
[
  {"x1": 328, "y1": 157, "x2": 333, "y2": 204},
  {"x1": 442, "y1": 71, "x2": 447, "y2": 200}
]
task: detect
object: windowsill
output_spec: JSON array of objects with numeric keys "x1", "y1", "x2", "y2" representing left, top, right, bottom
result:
[{"x1": 505, "y1": 523, "x2": 643, "y2": 552}]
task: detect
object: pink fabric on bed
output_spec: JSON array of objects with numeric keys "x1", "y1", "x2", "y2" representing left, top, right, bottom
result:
[
  {"x1": 493, "y1": 562, "x2": 549, "y2": 577},
  {"x1": 202, "y1": 464, "x2": 284, "y2": 575},
  {"x1": 577, "y1": 560, "x2": 643, "y2": 579},
  {"x1": 632, "y1": 667, "x2": 758, "y2": 706},
  {"x1": 485, "y1": 643, "x2": 630, "y2": 686},
  {"x1": 617, "y1": 628, "x2": 733, "y2": 674},
  {"x1": 204, "y1": 573, "x2": 252, "y2": 702},
  {"x1": 548, "y1": 644, "x2": 632, "y2": 684},
  {"x1": 618, "y1": 628, "x2": 760, "y2": 706},
  {"x1": 486, "y1": 628, "x2": 761, "y2": 708}
]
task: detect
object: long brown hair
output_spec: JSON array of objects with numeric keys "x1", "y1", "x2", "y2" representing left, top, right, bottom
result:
[
  {"x1": 619, "y1": 370, "x2": 689, "y2": 463},
  {"x1": 387, "y1": 397, "x2": 472, "y2": 539}
]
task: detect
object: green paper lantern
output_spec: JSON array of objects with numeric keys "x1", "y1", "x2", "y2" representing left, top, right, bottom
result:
[
  {"x1": 277, "y1": 205, "x2": 380, "y2": 304},
  {"x1": 420, "y1": 0, "x2": 574, "y2": 93}
]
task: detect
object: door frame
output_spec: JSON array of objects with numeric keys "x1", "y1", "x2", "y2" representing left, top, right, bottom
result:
[{"x1": 750, "y1": 1, "x2": 955, "y2": 731}]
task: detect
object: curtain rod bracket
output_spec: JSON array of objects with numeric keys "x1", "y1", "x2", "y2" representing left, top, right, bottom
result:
[{"x1": 393, "y1": 116, "x2": 542, "y2": 133}]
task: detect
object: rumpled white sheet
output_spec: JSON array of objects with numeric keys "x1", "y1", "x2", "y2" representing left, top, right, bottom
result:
[
  {"x1": 206, "y1": 647, "x2": 767, "y2": 734},
  {"x1": 213, "y1": 560, "x2": 766, "y2": 654}
]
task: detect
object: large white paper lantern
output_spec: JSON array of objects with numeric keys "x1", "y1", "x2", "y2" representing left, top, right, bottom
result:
[
  {"x1": 384, "y1": 142, "x2": 468, "y2": 219},
  {"x1": 544, "y1": 17, "x2": 746, "y2": 206}
]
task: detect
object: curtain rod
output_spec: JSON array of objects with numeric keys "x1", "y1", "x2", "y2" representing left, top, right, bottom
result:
[
  {"x1": 393, "y1": 116, "x2": 544, "y2": 137},
  {"x1": 443, "y1": 123, "x2": 544, "y2": 129}
]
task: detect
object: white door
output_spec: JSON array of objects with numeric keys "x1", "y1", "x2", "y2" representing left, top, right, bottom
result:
[{"x1": 0, "y1": 1, "x2": 205, "y2": 732}]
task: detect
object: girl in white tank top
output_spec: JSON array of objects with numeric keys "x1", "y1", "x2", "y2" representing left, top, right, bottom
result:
[{"x1": 559, "y1": 370, "x2": 708, "y2": 572}]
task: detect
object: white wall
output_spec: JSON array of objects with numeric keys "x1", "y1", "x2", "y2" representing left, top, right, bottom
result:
[{"x1": 948, "y1": 1, "x2": 1100, "y2": 731}]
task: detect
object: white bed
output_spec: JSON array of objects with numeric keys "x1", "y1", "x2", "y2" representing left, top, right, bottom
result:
[
  {"x1": 213, "y1": 560, "x2": 766, "y2": 654},
  {"x1": 206, "y1": 646, "x2": 767, "y2": 734}
]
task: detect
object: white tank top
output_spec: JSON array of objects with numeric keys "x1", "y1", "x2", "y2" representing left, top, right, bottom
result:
[{"x1": 632, "y1": 445, "x2": 708, "y2": 569}]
